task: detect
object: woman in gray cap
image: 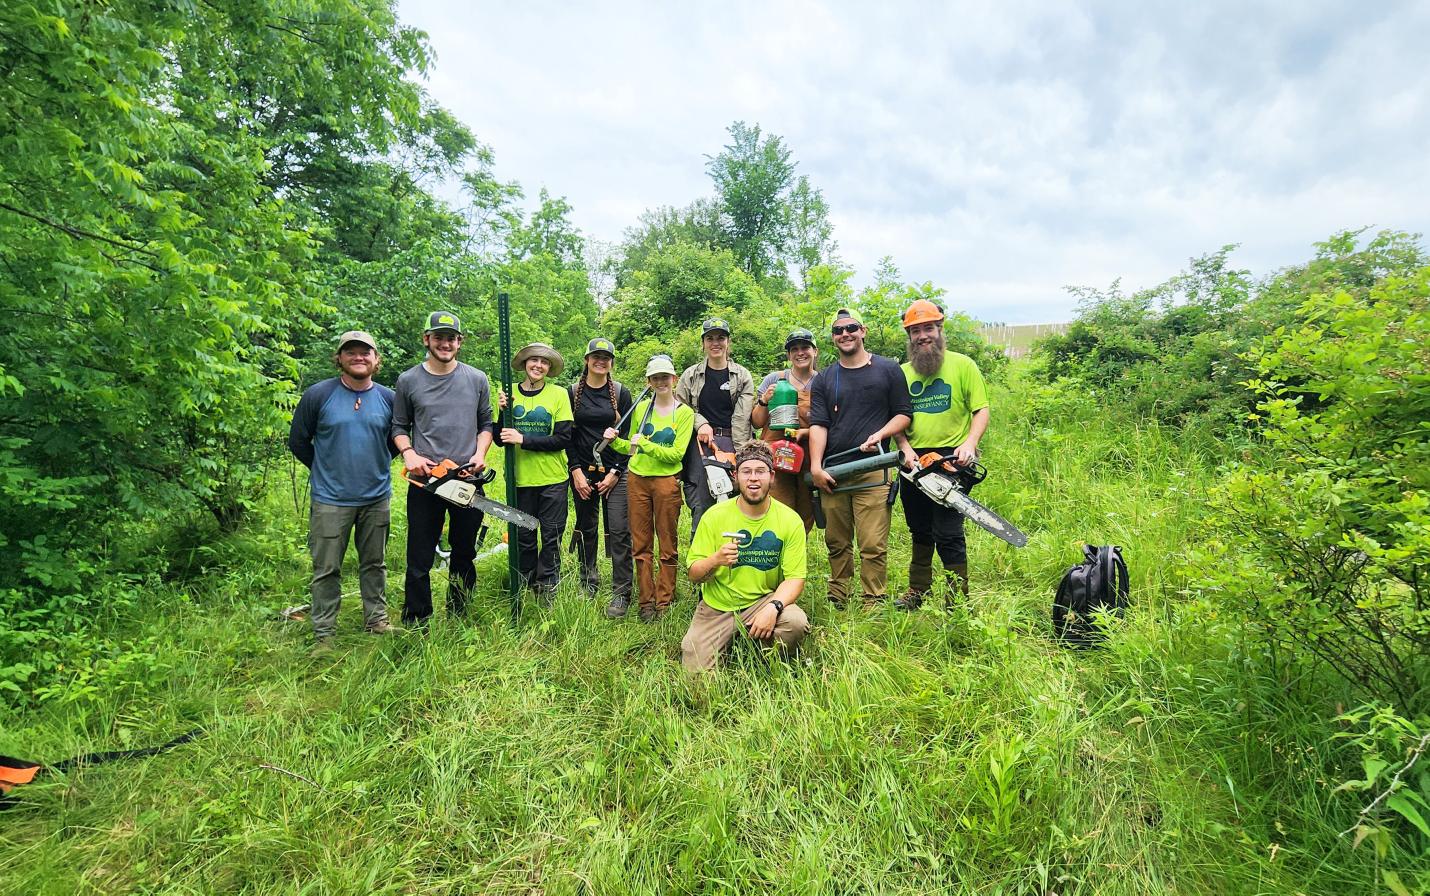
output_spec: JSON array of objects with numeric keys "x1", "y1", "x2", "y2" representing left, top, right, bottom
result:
[
  {"x1": 567, "y1": 337, "x2": 635, "y2": 616},
  {"x1": 751, "y1": 327, "x2": 820, "y2": 531},
  {"x1": 604, "y1": 354, "x2": 695, "y2": 621},
  {"x1": 497, "y1": 342, "x2": 573, "y2": 600}
]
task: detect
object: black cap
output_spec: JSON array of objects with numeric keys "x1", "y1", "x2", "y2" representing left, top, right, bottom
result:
[{"x1": 424, "y1": 311, "x2": 462, "y2": 334}]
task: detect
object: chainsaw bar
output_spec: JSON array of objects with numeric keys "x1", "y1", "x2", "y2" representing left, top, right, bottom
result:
[
  {"x1": 464, "y1": 493, "x2": 539, "y2": 530},
  {"x1": 941, "y1": 487, "x2": 1028, "y2": 547}
]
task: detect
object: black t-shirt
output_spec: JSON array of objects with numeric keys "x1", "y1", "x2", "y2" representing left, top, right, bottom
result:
[
  {"x1": 808, "y1": 355, "x2": 913, "y2": 457},
  {"x1": 568, "y1": 379, "x2": 634, "y2": 470},
  {"x1": 699, "y1": 366, "x2": 734, "y2": 429}
]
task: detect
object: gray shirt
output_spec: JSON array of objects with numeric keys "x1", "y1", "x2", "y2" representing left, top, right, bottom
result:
[{"x1": 390, "y1": 362, "x2": 493, "y2": 462}]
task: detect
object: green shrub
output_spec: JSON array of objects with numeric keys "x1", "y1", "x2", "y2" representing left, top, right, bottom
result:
[{"x1": 1209, "y1": 267, "x2": 1430, "y2": 710}]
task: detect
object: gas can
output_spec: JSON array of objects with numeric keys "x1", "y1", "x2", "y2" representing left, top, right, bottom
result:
[
  {"x1": 768, "y1": 378, "x2": 799, "y2": 430},
  {"x1": 771, "y1": 438, "x2": 805, "y2": 474}
]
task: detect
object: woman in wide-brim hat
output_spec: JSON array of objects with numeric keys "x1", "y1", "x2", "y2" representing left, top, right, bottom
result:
[
  {"x1": 604, "y1": 354, "x2": 694, "y2": 621},
  {"x1": 567, "y1": 337, "x2": 636, "y2": 617},
  {"x1": 497, "y1": 342, "x2": 573, "y2": 601}
]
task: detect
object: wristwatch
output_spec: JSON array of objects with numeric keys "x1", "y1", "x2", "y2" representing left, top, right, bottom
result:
[{"x1": 769, "y1": 599, "x2": 784, "y2": 617}]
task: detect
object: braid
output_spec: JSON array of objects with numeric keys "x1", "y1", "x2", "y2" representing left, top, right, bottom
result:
[
  {"x1": 608, "y1": 378, "x2": 618, "y2": 420},
  {"x1": 574, "y1": 362, "x2": 587, "y2": 408}
]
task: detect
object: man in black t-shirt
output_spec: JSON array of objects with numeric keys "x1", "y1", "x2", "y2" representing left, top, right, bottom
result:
[{"x1": 808, "y1": 308, "x2": 913, "y2": 606}]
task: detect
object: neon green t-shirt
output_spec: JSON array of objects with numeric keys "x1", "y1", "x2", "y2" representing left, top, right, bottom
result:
[
  {"x1": 902, "y1": 352, "x2": 989, "y2": 450},
  {"x1": 688, "y1": 498, "x2": 808, "y2": 612},
  {"x1": 510, "y1": 381, "x2": 573, "y2": 487},
  {"x1": 613, "y1": 400, "x2": 694, "y2": 477}
]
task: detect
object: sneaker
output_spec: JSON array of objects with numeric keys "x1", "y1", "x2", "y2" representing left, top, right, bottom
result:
[
  {"x1": 605, "y1": 593, "x2": 630, "y2": 618},
  {"x1": 893, "y1": 589, "x2": 926, "y2": 611},
  {"x1": 366, "y1": 620, "x2": 400, "y2": 635}
]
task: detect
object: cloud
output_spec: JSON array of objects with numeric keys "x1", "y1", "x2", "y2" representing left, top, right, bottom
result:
[{"x1": 401, "y1": 0, "x2": 1430, "y2": 322}]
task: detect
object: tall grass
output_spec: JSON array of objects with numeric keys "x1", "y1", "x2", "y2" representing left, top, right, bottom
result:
[{"x1": 0, "y1": 369, "x2": 1392, "y2": 894}]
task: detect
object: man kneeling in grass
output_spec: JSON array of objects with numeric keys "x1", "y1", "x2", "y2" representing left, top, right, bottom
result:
[{"x1": 682, "y1": 441, "x2": 810, "y2": 672}]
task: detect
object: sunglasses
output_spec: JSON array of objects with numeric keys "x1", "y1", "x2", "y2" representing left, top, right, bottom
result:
[{"x1": 831, "y1": 323, "x2": 862, "y2": 335}]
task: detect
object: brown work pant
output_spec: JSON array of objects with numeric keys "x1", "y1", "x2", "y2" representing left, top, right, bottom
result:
[
  {"x1": 822, "y1": 470, "x2": 892, "y2": 601},
  {"x1": 627, "y1": 473, "x2": 682, "y2": 611},
  {"x1": 681, "y1": 592, "x2": 811, "y2": 672},
  {"x1": 769, "y1": 470, "x2": 815, "y2": 534}
]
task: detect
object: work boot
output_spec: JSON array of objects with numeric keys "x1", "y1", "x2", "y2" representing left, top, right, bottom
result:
[
  {"x1": 945, "y1": 563, "x2": 971, "y2": 608},
  {"x1": 310, "y1": 637, "x2": 335, "y2": 656},
  {"x1": 908, "y1": 543, "x2": 935, "y2": 594},
  {"x1": 893, "y1": 588, "x2": 927, "y2": 611},
  {"x1": 605, "y1": 593, "x2": 630, "y2": 618},
  {"x1": 366, "y1": 620, "x2": 400, "y2": 635}
]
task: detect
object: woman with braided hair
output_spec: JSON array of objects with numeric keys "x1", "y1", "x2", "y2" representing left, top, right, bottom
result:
[{"x1": 567, "y1": 338, "x2": 635, "y2": 616}]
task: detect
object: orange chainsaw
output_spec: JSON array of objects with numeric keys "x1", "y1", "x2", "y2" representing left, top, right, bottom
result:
[{"x1": 403, "y1": 459, "x2": 539, "y2": 530}]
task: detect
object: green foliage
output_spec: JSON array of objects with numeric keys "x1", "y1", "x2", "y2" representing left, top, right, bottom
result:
[
  {"x1": 1033, "y1": 231, "x2": 1428, "y2": 433},
  {"x1": 1207, "y1": 266, "x2": 1430, "y2": 709},
  {"x1": 1334, "y1": 704, "x2": 1430, "y2": 858}
]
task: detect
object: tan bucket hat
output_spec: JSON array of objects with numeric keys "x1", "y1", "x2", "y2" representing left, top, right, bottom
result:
[{"x1": 512, "y1": 342, "x2": 565, "y2": 378}]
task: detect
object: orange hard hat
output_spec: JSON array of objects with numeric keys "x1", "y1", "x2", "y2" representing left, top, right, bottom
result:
[{"x1": 902, "y1": 299, "x2": 945, "y2": 329}]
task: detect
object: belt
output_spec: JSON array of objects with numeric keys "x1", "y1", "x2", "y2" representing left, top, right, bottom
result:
[{"x1": 709, "y1": 426, "x2": 733, "y2": 438}]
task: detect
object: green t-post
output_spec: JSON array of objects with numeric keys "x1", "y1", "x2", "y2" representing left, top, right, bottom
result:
[{"x1": 497, "y1": 291, "x2": 521, "y2": 622}]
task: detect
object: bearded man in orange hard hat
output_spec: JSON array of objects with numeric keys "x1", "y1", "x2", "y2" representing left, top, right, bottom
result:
[{"x1": 891, "y1": 300, "x2": 991, "y2": 610}]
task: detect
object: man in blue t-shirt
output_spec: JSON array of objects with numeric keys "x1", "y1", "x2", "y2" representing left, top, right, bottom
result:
[{"x1": 288, "y1": 330, "x2": 398, "y2": 649}]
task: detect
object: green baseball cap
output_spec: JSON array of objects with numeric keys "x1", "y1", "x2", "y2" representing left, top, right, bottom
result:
[
  {"x1": 585, "y1": 337, "x2": 616, "y2": 357},
  {"x1": 784, "y1": 328, "x2": 816, "y2": 351},
  {"x1": 424, "y1": 311, "x2": 462, "y2": 334}
]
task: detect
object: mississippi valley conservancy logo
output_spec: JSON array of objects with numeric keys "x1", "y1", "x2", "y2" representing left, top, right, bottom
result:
[
  {"x1": 909, "y1": 378, "x2": 953, "y2": 414},
  {"x1": 733, "y1": 529, "x2": 782, "y2": 571},
  {"x1": 512, "y1": 404, "x2": 553, "y2": 435},
  {"x1": 639, "y1": 422, "x2": 676, "y2": 445}
]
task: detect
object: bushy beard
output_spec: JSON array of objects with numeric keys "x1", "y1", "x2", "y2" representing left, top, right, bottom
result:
[{"x1": 909, "y1": 331, "x2": 945, "y2": 376}]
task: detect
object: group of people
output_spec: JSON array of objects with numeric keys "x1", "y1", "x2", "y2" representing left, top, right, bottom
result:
[{"x1": 288, "y1": 300, "x2": 990, "y2": 671}]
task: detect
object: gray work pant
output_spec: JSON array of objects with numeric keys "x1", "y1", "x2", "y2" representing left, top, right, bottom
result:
[
  {"x1": 308, "y1": 497, "x2": 391, "y2": 638},
  {"x1": 572, "y1": 474, "x2": 632, "y2": 598}
]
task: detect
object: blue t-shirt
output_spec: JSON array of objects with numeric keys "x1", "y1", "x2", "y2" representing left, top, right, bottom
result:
[{"x1": 288, "y1": 378, "x2": 395, "y2": 505}]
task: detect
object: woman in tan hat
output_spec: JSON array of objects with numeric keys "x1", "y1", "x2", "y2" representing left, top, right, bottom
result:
[
  {"x1": 604, "y1": 354, "x2": 694, "y2": 621},
  {"x1": 497, "y1": 342, "x2": 573, "y2": 600}
]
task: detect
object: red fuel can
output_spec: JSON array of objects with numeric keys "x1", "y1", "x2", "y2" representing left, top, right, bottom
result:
[{"x1": 771, "y1": 438, "x2": 804, "y2": 474}]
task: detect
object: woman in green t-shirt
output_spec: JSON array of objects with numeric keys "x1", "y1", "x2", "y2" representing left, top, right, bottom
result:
[
  {"x1": 605, "y1": 354, "x2": 694, "y2": 621},
  {"x1": 498, "y1": 343, "x2": 574, "y2": 600}
]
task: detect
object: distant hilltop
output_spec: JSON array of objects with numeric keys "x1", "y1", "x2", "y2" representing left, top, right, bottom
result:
[{"x1": 977, "y1": 322, "x2": 1070, "y2": 359}]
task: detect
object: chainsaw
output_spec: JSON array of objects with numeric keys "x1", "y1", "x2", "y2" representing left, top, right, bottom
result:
[
  {"x1": 699, "y1": 440, "x2": 737, "y2": 503},
  {"x1": 900, "y1": 453, "x2": 1028, "y2": 548},
  {"x1": 403, "y1": 459, "x2": 539, "y2": 530}
]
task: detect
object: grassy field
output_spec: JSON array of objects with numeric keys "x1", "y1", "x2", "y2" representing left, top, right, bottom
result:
[
  {"x1": 0, "y1": 372, "x2": 1387, "y2": 894},
  {"x1": 978, "y1": 323, "x2": 1069, "y2": 358}
]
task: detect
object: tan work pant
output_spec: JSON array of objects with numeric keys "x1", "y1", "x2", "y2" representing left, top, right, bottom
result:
[
  {"x1": 769, "y1": 470, "x2": 815, "y2": 534},
  {"x1": 681, "y1": 592, "x2": 811, "y2": 672},
  {"x1": 822, "y1": 470, "x2": 892, "y2": 601},
  {"x1": 627, "y1": 473, "x2": 681, "y2": 611}
]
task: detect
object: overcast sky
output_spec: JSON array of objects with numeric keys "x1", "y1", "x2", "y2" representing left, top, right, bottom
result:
[{"x1": 398, "y1": 1, "x2": 1429, "y2": 323}]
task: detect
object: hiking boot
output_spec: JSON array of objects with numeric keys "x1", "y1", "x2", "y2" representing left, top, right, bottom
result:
[
  {"x1": 366, "y1": 620, "x2": 400, "y2": 635},
  {"x1": 861, "y1": 593, "x2": 889, "y2": 608},
  {"x1": 893, "y1": 589, "x2": 926, "y2": 611},
  {"x1": 638, "y1": 605, "x2": 657, "y2": 623},
  {"x1": 604, "y1": 593, "x2": 630, "y2": 618},
  {"x1": 310, "y1": 637, "x2": 336, "y2": 656}
]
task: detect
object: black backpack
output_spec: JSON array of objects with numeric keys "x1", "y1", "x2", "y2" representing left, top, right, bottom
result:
[{"x1": 1052, "y1": 545, "x2": 1129, "y2": 648}]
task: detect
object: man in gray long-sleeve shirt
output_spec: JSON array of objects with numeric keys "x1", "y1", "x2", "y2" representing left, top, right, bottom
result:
[{"x1": 390, "y1": 311, "x2": 494, "y2": 624}]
